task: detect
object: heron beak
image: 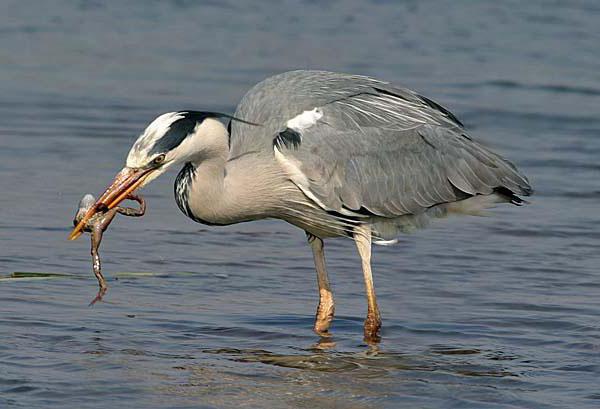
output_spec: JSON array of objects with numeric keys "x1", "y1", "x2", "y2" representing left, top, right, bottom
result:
[{"x1": 68, "y1": 167, "x2": 154, "y2": 240}]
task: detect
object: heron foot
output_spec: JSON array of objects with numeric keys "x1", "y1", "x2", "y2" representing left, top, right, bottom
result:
[
  {"x1": 313, "y1": 289, "x2": 335, "y2": 336},
  {"x1": 363, "y1": 311, "x2": 381, "y2": 343},
  {"x1": 314, "y1": 337, "x2": 336, "y2": 350}
]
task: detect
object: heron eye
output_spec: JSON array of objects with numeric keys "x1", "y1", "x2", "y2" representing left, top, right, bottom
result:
[{"x1": 152, "y1": 154, "x2": 166, "y2": 166}]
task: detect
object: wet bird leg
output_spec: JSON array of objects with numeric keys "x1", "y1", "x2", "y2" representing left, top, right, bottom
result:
[
  {"x1": 354, "y1": 224, "x2": 381, "y2": 343},
  {"x1": 307, "y1": 233, "x2": 335, "y2": 336}
]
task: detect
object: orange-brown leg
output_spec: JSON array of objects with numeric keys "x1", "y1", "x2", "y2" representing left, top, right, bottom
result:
[
  {"x1": 354, "y1": 224, "x2": 381, "y2": 343},
  {"x1": 306, "y1": 233, "x2": 335, "y2": 336}
]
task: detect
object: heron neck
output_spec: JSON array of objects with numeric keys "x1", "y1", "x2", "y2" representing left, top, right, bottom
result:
[{"x1": 180, "y1": 152, "x2": 284, "y2": 225}]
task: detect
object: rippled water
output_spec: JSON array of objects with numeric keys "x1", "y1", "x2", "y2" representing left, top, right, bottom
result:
[{"x1": 1, "y1": 1, "x2": 599, "y2": 408}]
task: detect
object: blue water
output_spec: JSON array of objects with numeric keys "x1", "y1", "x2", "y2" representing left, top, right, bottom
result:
[{"x1": 1, "y1": 1, "x2": 599, "y2": 408}]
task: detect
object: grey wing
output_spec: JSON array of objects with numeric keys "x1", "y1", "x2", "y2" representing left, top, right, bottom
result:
[
  {"x1": 277, "y1": 120, "x2": 532, "y2": 218},
  {"x1": 229, "y1": 70, "x2": 460, "y2": 157},
  {"x1": 230, "y1": 70, "x2": 532, "y2": 217}
]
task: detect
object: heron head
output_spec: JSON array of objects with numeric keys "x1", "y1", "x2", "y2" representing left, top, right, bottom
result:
[
  {"x1": 69, "y1": 111, "x2": 231, "y2": 240},
  {"x1": 126, "y1": 111, "x2": 233, "y2": 184}
]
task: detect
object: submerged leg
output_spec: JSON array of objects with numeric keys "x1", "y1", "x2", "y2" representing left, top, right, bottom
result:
[
  {"x1": 306, "y1": 232, "x2": 335, "y2": 336},
  {"x1": 353, "y1": 224, "x2": 381, "y2": 342}
]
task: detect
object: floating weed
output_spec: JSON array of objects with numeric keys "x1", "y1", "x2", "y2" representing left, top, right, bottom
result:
[
  {"x1": 0, "y1": 272, "x2": 75, "y2": 282},
  {"x1": 0, "y1": 271, "x2": 206, "y2": 282}
]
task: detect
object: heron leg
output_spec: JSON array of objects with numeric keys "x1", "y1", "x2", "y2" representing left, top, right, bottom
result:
[
  {"x1": 354, "y1": 224, "x2": 381, "y2": 342},
  {"x1": 306, "y1": 232, "x2": 335, "y2": 336}
]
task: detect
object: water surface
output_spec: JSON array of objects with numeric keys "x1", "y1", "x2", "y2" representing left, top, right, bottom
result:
[{"x1": 1, "y1": 1, "x2": 599, "y2": 408}]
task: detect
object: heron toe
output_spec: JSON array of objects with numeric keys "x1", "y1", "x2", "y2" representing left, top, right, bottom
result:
[
  {"x1": 363, "y1": 312, "x2": 382, "y2": 343},
  {"x1": 313, "y1": 289, "x2": 335, "y2": 335}
]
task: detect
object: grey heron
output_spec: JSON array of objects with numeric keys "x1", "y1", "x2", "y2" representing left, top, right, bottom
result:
[{"x1": 70, "y1": 70, "x2": 532, "y2": 342}]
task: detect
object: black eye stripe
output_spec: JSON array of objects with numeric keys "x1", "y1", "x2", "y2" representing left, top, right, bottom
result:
[
  {"x1": 147, "y1": 111, "x2": 260, "y2": 156},
  {"x1": 148, "y1": 112, "x2": 219, "y2": 155},
  {"x1": 148, "y1": 116, "x2": 199, "y2": 155}
]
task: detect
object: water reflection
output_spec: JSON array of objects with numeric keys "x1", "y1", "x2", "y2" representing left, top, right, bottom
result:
[{"x1": 203, "y1": 344, "x2": 517, "y2": 378}]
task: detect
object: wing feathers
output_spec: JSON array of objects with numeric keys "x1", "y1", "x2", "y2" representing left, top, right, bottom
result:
[
  {"x1": 277, "y1": 120, "x2": 531, "y2": 218},
  {"x1": 234, "y1": 70, "x2": 531, "y2": 217}
]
